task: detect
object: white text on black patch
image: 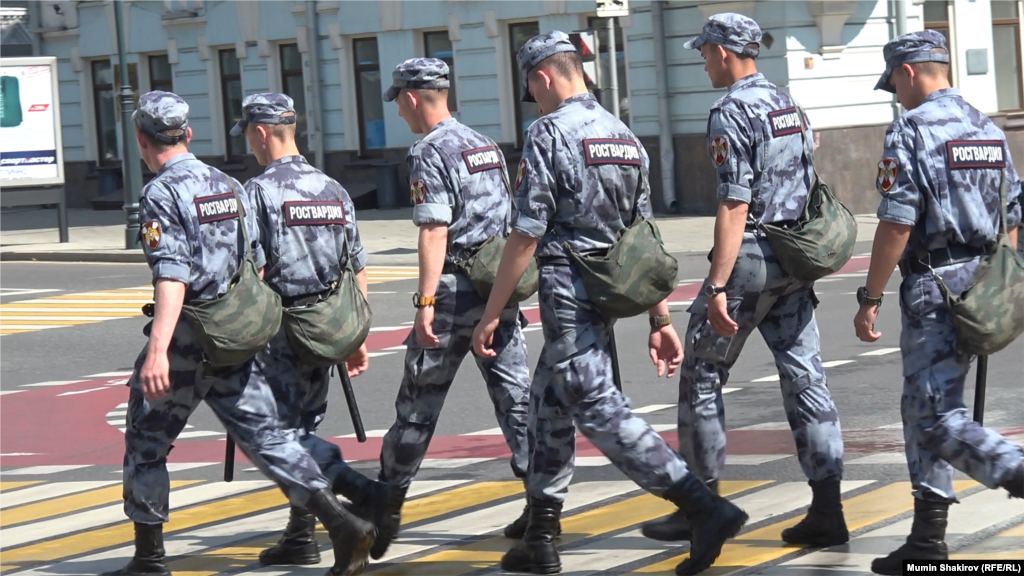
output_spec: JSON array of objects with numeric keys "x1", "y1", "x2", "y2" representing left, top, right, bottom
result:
[
  {"x1": 462, "y1": 146, "x2": 503, "y2": 174},
  {"x1": 194, "y1": 193, "x2": 239, "y2": 224},
  {"x1": 282, "y1": 201, "x2": 346, "y2": 226},
  {"x1": 583, "y1": 138, "x2": 642, "y2": 166},
  {"x1": 947, "y1": 140, "x2": 1006, "y2": 169},
  {"x1": 768, "y1": 108, "x2": 802, "y2": 138}
]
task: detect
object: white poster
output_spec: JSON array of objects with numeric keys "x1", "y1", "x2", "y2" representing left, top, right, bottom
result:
[{"x1": 1, "y1": 57, "x2": 65, "y2": 187}]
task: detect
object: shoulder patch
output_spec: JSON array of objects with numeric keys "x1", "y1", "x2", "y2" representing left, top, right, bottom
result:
[
  {"x1": 946, "y1": 140, "x2": 1006, "y2": 170},
  {"x1": 878, "y1": 158, "x2": 898, "y2": 193},
  {"x1": 142, "y1": 220, "x2": 162, "y2": 250},
  {"x1": 514, "y1": 158, "x2": 527, "y2": 190},
  {"x1": 410, "y1": 179, "x2": 427, "y2": 205},
  {"x1": 194, "y1": 192, "x2": 239, "y2": 224},
  {"x1": 583, "y1": 138, "x2": 642, "y2": 166},
  {"x1": 462, "y1": 146, "x2": 503, "y2": 174},
  {"x1": 711, "y1": 135, "x2": 729, "y2": 167},
  {"x1": 767, "y1": 107, "x2": 802, "y2": 138},
  {"x1": 283, "y1": 201, "x2": 346, "y2": 226}
]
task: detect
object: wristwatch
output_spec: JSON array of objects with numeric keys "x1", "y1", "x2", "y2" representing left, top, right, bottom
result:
[
  {"x1": 649, "y1": 315, "x2": 672, "y2": 329},
  {"x1": 412, "y1": 292, "x2": 436, "y2": 308},
  {"x1": 703, "y1": 283, "x2": 727, "y2": 297},
  {"x1": 856, "y1": 286, "x2": 883, "y2": 308}
]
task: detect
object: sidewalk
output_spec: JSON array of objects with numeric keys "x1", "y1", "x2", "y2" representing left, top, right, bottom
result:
[{"x1": 0, "y1": 206, "x2": 881, "y2": 265}]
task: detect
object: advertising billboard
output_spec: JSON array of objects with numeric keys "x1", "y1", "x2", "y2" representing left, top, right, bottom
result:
[{"x1": 0, "y1": 56, "x2": 65, "y2": 188}]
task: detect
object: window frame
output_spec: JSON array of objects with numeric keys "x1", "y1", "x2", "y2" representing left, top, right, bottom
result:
[
  {"x1": 352, "y1": 36, "x2": 383, "y2": 156},
  {"x1": 509, "y1": 21, "x2": 541, "y2": 150},
  {"x1": 91, "y1": 59, "x2": 118, "y2": 167},
  {"x1": 992, "y1": 1, "x2": 1024, "y2": 112},
  {"x1": 422, "y1": 30, "x2": 458, "y2": 113},
  {"x1": 923, "y1": 1, "x2": 957, "y2": 86},
  {"x1": 218, "y1": 48, "x2": 245, "y2": 161},
  {"x1": 148, "y1": 54, "x2": 173, "y2": 94},
  {"x1": 278, "y1": 43, "x2": 309, "y2": 153},
  {"x1": 587, "y1": 15, "x2": 631, "y2": 124}
]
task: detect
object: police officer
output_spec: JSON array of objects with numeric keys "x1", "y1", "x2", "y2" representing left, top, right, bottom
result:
[
  {"x1": 641, "y1": 14, "x2": 849, "y2": 548},
  {"x1": 853, "y1": 31, "x2": 1024, "y2": 575},
  {"x1": 371, "y1": 58, "x2": 532, "y2": 560},
  {"x1": 104, "y1": 91, "x2": 374, "y2": 576},
  {"x1": 230, "y1": 93, "x2": 395, "y2": 568},
  {"x1": 470, "y1": 32, "x2": 747, "y2": 576}
]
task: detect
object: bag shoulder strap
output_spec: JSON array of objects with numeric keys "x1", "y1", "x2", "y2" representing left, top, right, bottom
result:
[
  {"x1": 225, "y1": 177, "x2": 254, "y2": 265},
  {"x1": 482, "y1": 134, "x2": 516, "y2": 230},
  {"x1": 791, "y1": 102, "x2": 819, "y2": 183},
  {"x1": 329, "y1": 179, "x2": 357, "y2": 274},
  {"x1": 997, "y1": 168, "x2": 1009, "y2": 237}
]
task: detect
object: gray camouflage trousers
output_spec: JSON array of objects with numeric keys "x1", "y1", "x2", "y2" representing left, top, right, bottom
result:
[
  {"x1": 899, "y1": 260, "x2": 1024, "y2": 502},
  {"x1": 528, "y1": 263, "x2": 691, "y2": 503},
  {"x1": 677, "y1": 233, "x2": 844, "y2": 483},
  {"x1": 123, "y1": 321, "x2": 330, "y2": 524},
  {"x1": 257, "y1": 327, "x2": 361, "y2": 494},
  {"x1": 379, "y1": 271, "x2": 530, "y2": 486}
]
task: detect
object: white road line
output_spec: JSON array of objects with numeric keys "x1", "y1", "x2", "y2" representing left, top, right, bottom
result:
[
  {"x1": 0, "y1": 316, "x2": 136, "y2": 322},
  {"x1": 461, "y1": 427, "x2": 504, "y2": 436},
  {"x1": 56, "y1": 387, "x2": 108, "y2": 397},
  {"x1": 727, "y1": 454, "x2": 792, "y2": 465},
  {"x1": 575, "y1": 456, "x2": 611, "y2": 467},
  {"x1": 860, "y1": 347, "x2": 901, "y2": 356},
  {"x1": 369, "y1": 326, "x2": 409, "y2": 332},
  {"x1": 752, "y1": 374, "x2": 782, "y2": 382},
  {"x1": 366, "y1": 351, "x2": 397, "y2": 358},
  {"x1": 0, "y1": 325, "x2": 62, "y2": 330},
  {"x1": 0, "y1": 307, "x2": 143, "y2": 313},
  {"x1": 337, "y1": 429, "x2": 388, "y2": 439},
  {"x1": 846, "y1": 453, "x2": 906, "y2": 465},
  {"x1": 0, "y1": 480, "x2": 120, "y2": 509},
  {"x1": 417, "y1": 458, "x2": 494, "y2": 469},
  {"x1": 633, "y1": 404, "x2": 675, "y2": 414},
  {"x1": 177, "y1": 431, "x2": 224, "y2": 439},
  {"x1": 650, "y1": 423, "x2": 676, "y2": 432},
  {"x1": 2, "y1": 465, "x2": 92, "y2": 476},
  {"x1": 0, "y1": 390, "x2": 25, "y2": 396},
  {"x1": 722, "y1": 386, "x2": 742, "y2": 394},
  {"x1": 166, "y1": 463, "x2": 218, "y2": 472},
  {"x1": 733, "y1": 421, "x2": 792, "y2": 431},
  {"x1": 85, "y1": 371, "x2": 135, "y2": 377},
  {"x1": 876, "y1": 422, "x2": 904, "y2": 429},
  {"x1": 822, "y1": 360, "x2": 856, "y2": 368}
]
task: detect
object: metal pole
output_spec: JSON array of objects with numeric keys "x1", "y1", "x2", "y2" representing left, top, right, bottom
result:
[
  {"x1": 973, "y1": 355, "x2": 988, "y2": 425},
  {"x1": 607, "y1": 17, "x2": 619, "y2": 119},
  {"x1": 306, "y1": 1, "x2": 324, "y2": 170},
  {"x1": 651, "y1": 1, "x2": 678, "y2": 213},
  {"x1": 114, "y1": 0, "x2": 143, "y2": 249},
  {"x1": 895, "y1": 0, "x2": 907, "y2": 36}
]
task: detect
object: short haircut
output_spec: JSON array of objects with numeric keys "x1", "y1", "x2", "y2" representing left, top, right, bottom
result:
[
  {"x1": 530, "y1": 51, "x2": 584, "y2": 83},
  {"x1": 139, "y1": 128, "x2": 187, "y2": 152},
  {"x1": 251, "y1": 112, "x2": 298, "y2": 141},
  {"x1": 408, "y1": 87, "x2": 448, "y2": 105}
]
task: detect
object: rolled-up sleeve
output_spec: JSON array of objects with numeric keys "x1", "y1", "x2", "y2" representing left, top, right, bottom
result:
[
  {"x1": 409, "y1": 144, "x2": 454, "y2": 226},
  {"x1": 140, "y1": 183, "x2": 191, "y2": 284},
  {"x1": 511, "y1": 120, "x2": 557, "y2": 239},
  {"x1": 708, "y1": 109, "x2": 753, "y2": 204},
  {"x1": 876, "y1": 121, "x2": 921, "y2": 226}
]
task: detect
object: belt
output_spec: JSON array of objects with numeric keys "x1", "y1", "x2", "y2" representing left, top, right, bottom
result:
[
  {"x1": 281, "y1": 289, "x2": 331, "y2": 308},
  {"x1": 899, "y1": 245, "x2": 984, "y2": 277}
]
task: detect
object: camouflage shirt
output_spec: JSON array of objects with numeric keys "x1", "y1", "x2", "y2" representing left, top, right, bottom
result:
[
  {"x1": 876, "y1": 88, "x2": 1023, "y2": 252},
  {"x1": 139, "y1": 153, "x2": 266, "y2": 302},
  {"x1": 407, "y1": 118, "x2": 511, "y2": 263},
  {"x1": 512, "y1": 93, "x2": 652, "y2": 258},
  {"x1": 247, "y1": 155, "x2": 366, "y2": 299},
  {"x1": 707, "y1": 73, "x2": 814, "y2": 225}
]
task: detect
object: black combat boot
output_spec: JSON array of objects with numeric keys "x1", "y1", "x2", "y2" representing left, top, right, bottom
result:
[
  {"x1": 870, "y1": 499, "x2": 949, "y2": 575},
  {"x1": 780, "y1": 478, "x2": 850, "y2": 547},
  {"x1": 504, "y1": 495, "x2": 562, "y2": 539},
  {"x1": 665, "y1": 475, "x2": 748, "y2": 576},
  {"x1": 500, "y1": 498, "x2": 562, "y2": 574},
  {"x1": 366, "y1": 476, "x2": 408, "y2": 561},
  {"x1": 1000, "y1": 463, "x2": 1023, "y2": 499},
  {"x1": 306, "y1": 488, "x2": 375, "y2": 576},
  {"x1": 640, "y1": 480, "x2": 718, "y2": 542},
  {"x1": 101, "y1": 523, "x2": 171, "y2": 576},
  {"x1": 258, "y1": 506, "x2": 321, "y2": 566}
]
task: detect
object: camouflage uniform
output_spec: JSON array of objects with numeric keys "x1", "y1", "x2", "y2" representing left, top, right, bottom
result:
[
  {"x1": 639, "y1": 14, "x2": 849, "y2": 548},
  {"x1": 868, "y1": 31, "x2": 1024, "y2": 575},
  {"x1": 500, "y1": 32, "x2": 748, "y2": 576},
  {"x1": 110, "y1": 91, "x2": 373, "y2": 576},
  {"x1": 373, "y1": 58, "x2": 531, "y2": 559},
  {"x1": 235, "y1": 94, "x2": 388, "y2": 568}
]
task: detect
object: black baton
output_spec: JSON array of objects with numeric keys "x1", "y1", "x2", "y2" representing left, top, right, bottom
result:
[
  {"x1": 338, "y1": 364, "x2": 367, "y2": 443},
  {"x1": 608, "y1": 323, "x2": 622, "y2": 392},
  {"x1": 223, "y1": 436, "x2": 235, "y2": 482},
  {"x1": 974, "y1": 355, "x2": 988, "y2": 426}
]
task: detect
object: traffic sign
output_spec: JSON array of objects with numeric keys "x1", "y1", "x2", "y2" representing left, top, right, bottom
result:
[{"x1": 596, "y1": 0, "x2": 629, "y2": 18}]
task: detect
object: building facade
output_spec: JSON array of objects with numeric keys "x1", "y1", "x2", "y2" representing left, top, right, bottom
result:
[{"x1": 23, "y1": 0, "x2": 1024, "y2": 213}]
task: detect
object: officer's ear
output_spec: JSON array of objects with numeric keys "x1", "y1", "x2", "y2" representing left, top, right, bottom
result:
[
  {"x1": 404, "y1": 90, "x2": 420, "y2": 110},
  {"x1": 255, "y1": 125, "x2": 270, "y2": 143},
  {"x1": 899, "y1": 63, "x2": 916, "y2": 84},
  {"x1": 184, "y1": 126, "x2": 193, "y2": 145}
]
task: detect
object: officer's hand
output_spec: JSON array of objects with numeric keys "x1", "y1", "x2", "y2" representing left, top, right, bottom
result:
[
  {"x1": 648, "y1": 325, "x2": 684, "y2": 378},
  {"x1": 854, "y1": 305, "x2": 882, "y2": 342},
  {"x1": 345, "y1": 344, "x2": 369, "y2": 378},
  {"x1": 472, "y1": 316, "x2": 500, "y2": 358},
  {"x1": 707, "y1": 293, "x2": 739, "y2": 337},
  {"x1": 140, "y1": 350, "x2": 171, "y2": 402},
  {"x1": 415, "y1": 305, "x2": 440, "y2": 348}
]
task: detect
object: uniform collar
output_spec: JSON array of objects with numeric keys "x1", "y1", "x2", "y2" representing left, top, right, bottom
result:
[
  {"x1": 427, "y1": 117, "x2": 458, "y2": 136},
  {"x1": 728, "y1": 72, "x2": 765, "y2": 93},
  {"x1": 557, "y1": 92, "x2": 597, "y2": 111},
  {"x1": 158, "y1": 152, "x2": 196, "y2": 174},
  {"x1": 266, "y1": 155, "x2": 308, "y2": 170},
  {"x1": 923, "y1": 87, "x2": 960, "y2": 103}
]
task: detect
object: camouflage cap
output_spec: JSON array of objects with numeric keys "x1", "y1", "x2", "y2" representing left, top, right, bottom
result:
[
  {"x1": 230, "y1": 93, "x2": 297, "y2": 137},
  {"x1": 382, "y1": 58, "x2": 450, "y2": 103},
  {"x1": 684, "y1": 13, "x2": 762, "y2": 58},
  {"x1": 874, "y1": 30, "x2": 950, "y2": 93},
  {"x1": 132, "y1": 90, "x2": 189, "y2": 145},
  {"x1": 516, "y1": 30, "x2": 578, "y2": 103}
]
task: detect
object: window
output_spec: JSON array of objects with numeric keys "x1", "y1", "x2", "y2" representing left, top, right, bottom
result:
[
  {"x1": 993, "y1": 1, "x2": 1023, "y2": 111},
  {"x1": 510, "y1": 22, "x2": 540, "y2": 149},
  {"x1": 424, "y1": 31, "x2": 457, "y2": 112},
  {"x1": 91, "y1": 60, "x2": 118, "y2": 165},
  {"x1": 280, "y1": 44, "x2": 309, "y2": 152},
  {"x1": 923, "y1": 1, "x2": 956, "y2": 85},
  {"x1": 219, "y1": 49, "x2": 245, "y2": 159},
  {"x1": 588, "y1": 16, "x2": 630, "y2": 124},
  {"x1": 353, "y1": 37, "x2": 385, "y2": 152},
  {"x1": 149, "y1": 55, "x2": 172, "y2": 93}
]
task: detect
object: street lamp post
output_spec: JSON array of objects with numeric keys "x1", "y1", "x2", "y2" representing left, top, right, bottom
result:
[{"x1": 114, "y1": 0, "x2": 143, "y2": 249}]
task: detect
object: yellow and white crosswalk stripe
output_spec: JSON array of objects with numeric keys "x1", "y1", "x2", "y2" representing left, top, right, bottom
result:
[
  {"x1": 0, "y1": 287, "x2": 153, "y2": 335},
  {"x1": 365, "y1": 266, "x2": 419, "y2": 284},
  {"x1": 0, "y1": 478, "x2": 1021, "y2": 575}
]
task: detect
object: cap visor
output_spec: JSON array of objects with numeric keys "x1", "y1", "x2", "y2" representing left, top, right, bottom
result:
[
  {"x1": 229, "y1": 120, "x2": 246, "y2": 137},
  {"x1": 873, "y1": 68, "x2": 895, "y2": 93},
  {"x1": 684, "y1": 36, "x2": 704, "y2": 50},
  {"x1": 383, "y1": 85, "x2": 401, "y2": 103}
]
